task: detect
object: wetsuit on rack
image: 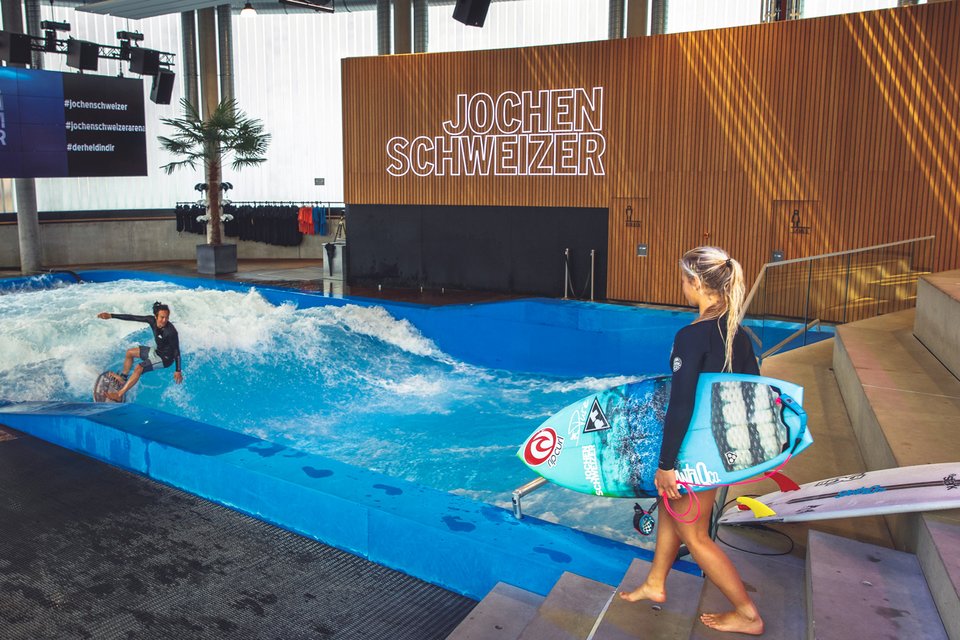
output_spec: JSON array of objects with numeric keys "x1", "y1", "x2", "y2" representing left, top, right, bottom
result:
[{"x1": 658, "y1": 314, "x2": 759, "y2": 472}]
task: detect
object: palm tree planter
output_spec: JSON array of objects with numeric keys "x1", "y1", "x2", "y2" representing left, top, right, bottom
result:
[{"x1": 159, "y1": 99, "x2": 270, "y2": 274}]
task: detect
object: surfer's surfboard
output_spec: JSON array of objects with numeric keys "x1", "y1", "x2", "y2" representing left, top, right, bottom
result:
[
  {"x1": 93, "y1": 371, "x2": 126, "y2": 403},
  {"x1": 517, "y1": 373, "x2": 812, "y2": 498},
  {"x1": 719, "y1": 462, "x2": 960, "y2": 524}
]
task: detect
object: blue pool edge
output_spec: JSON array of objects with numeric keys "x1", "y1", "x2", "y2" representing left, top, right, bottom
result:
[{"x1": 0, "y1": 400, "x2": 698, "y2": 599}]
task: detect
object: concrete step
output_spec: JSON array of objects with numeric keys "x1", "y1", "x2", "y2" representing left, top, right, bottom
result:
[
  {"x1": 916, "y1": 515, "x2": 960, "y2": 640},
  {"x1": 591, "y1": 558, "x2": 703, "y2": 640},
  {"x1": 806, "y1": 530, "x2": 947, "y2": 640},
  {"x1": 915, "y1": 270, "x2": 960, "y2": 380},
  {"x1": 689, "y1": 527, "x2": 806, "y2": 640},
  {"x1": 446, "y1": 582, "x2": 545, "y2": 640},
  {"x1": 517, "y1": 572, "x2": 614, "y2": 640}
]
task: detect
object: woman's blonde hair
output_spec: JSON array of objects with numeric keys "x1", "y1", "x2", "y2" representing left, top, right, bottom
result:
[{"x1": 679, "y1": 246, "x2": 746, "y2": 372}]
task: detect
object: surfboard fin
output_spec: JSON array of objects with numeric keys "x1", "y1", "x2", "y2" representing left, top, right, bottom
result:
[
  {"x1": 769, "y1": 471, "x2": 800, "y2": 493},
  {"x1": 735, "y1": 496, "x2": 777, "y2": 519}
]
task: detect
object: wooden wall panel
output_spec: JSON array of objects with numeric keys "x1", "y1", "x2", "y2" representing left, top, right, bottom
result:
[{"x1": 343, "y1": 2, "x2": 960, "y2": 307}]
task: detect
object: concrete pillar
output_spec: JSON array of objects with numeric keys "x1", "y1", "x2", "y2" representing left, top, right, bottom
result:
[
  {"x1": 216, "y1": 4, "x2": 235, "y2": 103},
  {"x1": 197, "y1": 8, "x2": 220, "y2": 119},
  {"x1": 13, "y1": 180, "x2": 41, "y2": 272},
  {"x1": 181, "y1": 11, "x2": 200, "y2": 109},
  {"x1": 196, "y1": 8, "x2": 221, "y2": 244},
  {"x1": 609, "y1": 0, "x2": 624, "y2": 39},
  {"x1": 3, "y1": 0, "x2": 42, "y2": 274},
  {"x1": 394, "y1": 0, "x2": 411, "y2": 54},
  {"x1": 413, "y1": 0, "x2": 427, "y2": 53},
  {"x1": 377, "y1": 0, "x2": 391, "y2": 55},
  {"x1": 626, "y1": 0, "x2": 649, "y2": 37}
]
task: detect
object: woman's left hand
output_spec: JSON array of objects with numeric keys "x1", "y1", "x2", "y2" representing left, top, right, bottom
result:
[
  {"x1": 173, "y1": 371, "x2": 183, "y2": 384},
  {"x1": 655, "y1": 468, "x2": 682, "y2": 500}
]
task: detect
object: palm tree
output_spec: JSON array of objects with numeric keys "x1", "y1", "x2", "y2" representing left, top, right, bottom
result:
[{"x1": 159, "y1": 98, "x2": 270, "y2": 246}]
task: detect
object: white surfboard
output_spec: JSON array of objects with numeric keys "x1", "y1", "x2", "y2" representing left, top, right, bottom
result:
[
  {"x1": 93, "y1": 371, "x2": 126, "y2": 403},
  {"x1": 719, "y1": 462, "x2": 960, "y2": 525}
]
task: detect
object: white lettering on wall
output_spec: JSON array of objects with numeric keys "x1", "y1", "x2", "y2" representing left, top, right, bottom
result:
[{"x1": 388, "y1": 87, "x2": 606, "y2": 178}]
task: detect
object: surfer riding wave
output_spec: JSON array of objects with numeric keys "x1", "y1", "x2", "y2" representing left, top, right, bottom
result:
[{"x1": 97, "y1": 301, "x2": 183, "y2": 401}]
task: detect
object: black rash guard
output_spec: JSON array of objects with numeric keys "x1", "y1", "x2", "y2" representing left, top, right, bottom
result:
[
  {"x1": 659, "y1": 315, "x2": 759, "y2": 470},
  {"x1": 112, "y1": 314, "x2": 182, "y2": 372}
]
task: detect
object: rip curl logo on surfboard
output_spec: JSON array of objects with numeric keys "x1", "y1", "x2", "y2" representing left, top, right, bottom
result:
[
  {"x1": 583, "y1": 399, "x2": 611, "y2": 433},
  {"x1": 523, "y1": 427, "x2": 564, "y2": 467}
]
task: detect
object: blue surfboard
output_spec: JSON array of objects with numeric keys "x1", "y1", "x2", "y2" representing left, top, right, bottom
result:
[{"x1": 518, "y1": 373, "x2": 812, "y2": 498}]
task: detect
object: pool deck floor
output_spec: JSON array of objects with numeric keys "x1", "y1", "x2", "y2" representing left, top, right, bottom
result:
[
  {"x1": 0, "y1": 424, "x2": 476, "y2": 640},
  {"x1": 0, "y1": 259, "x2": 887, "y2": 638}
]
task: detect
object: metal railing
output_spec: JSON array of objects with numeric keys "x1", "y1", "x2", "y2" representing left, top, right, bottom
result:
[{"x1": 741, "y1": 236, "x2": 935, "y2": 358}]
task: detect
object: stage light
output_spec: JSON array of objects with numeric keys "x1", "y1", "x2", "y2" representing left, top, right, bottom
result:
[
  {"x1": 241, "y1": 2, "x2": 257, "y2": 17},
  {"x1": 40, "y1": 20, "x2": 70, "y2": 32}
]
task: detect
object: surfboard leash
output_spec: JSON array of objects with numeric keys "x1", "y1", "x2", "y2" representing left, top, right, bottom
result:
[{"x1": 657, "y1": 452, "x2": 800, "y2": 526}]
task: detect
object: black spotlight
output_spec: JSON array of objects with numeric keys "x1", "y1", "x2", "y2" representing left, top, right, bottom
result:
[
  {"x1": 130, "y1": 47, "x2": 161, "y2": 75},
  {"x1": 150, "y1": 68, "x2": 176, "y2": 105},
  {"x1": 453, "y1": 0, "x2": 491, "y2": 27},
  {"x1": 66, "y1": 38, "x2": 99, "y2": 71},
  {"x1": 0, "y1": 31, "x2": 33, "y2": 64}
]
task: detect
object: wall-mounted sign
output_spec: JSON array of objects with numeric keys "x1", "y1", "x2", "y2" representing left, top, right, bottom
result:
[
  {"x1": 0, "y1": 68, "x2": 147, "y2": 178},
  {"x1": 385, "y1": 87, "x2": 606, "y2": 178}
]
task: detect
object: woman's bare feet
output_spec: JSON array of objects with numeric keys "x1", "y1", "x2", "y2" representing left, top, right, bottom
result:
[
  {"x1": 699, "y1": 610, "x2": 764, "y2": 635},
  {"x1": 618, "y1": 583, "x2": 666, "y2": 603}
]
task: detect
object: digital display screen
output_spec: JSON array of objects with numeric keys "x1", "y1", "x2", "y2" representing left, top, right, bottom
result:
[{"x1": 0, "y1": 68, "x2": 147, "y2": 178}]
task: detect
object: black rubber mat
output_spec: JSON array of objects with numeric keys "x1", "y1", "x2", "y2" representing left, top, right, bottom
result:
[{"x1": 0, "y1": 426, "x2": 476, "y2": 639}]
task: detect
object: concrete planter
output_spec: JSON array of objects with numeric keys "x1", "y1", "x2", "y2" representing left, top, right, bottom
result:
[{"x1": 196, "y1": 243, "x2": 237, "y2": 275}]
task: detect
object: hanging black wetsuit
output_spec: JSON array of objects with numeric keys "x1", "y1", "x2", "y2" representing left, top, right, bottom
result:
[
  {"x1": 112, "y1": 314, "x2": 182, "y2": 373},
  {"x1": 658, "y1": 314, "x2": 759, "y2": 471}
]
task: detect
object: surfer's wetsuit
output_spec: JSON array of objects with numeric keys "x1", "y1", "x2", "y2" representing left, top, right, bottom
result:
[
  {"x1": 111, "y1": 314, "x2": 182, "y2": 374},
  {"x1": 659, "y1": 314, "x2": 758, "y2": 471}
]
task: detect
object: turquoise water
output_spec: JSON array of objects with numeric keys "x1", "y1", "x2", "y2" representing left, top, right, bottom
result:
[{"x1": 0, "y1": 279, "x2": 662, "y2": 546}]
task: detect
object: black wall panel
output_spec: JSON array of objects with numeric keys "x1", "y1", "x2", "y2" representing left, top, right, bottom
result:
[{"x1": 346, "y1": 204, "x2": 608, "y2": 298}]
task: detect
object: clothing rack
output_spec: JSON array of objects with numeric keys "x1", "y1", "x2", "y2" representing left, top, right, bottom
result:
[{"x1": 175, "y1": 200, "x2": 346, "y2": 209}]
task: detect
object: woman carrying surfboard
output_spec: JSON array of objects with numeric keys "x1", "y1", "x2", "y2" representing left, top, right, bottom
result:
[
  {"x1": 619, "y1": 246, "x2": 764, "y2": 636},
  {"x1": 96, "y1": 301, "x2": 183, "y2": 401}
]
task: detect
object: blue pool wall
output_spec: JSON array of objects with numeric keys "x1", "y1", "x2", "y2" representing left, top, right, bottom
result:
[{"x1": 0, "y1": 400, "x2": 696, "y2": 599}]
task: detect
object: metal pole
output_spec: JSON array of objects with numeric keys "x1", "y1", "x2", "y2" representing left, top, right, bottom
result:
[
  {"x1": 803, "y1": 259, "x2": 813, "y2": 345},
  {"x1": 512, "y1": 477, "x2": 548, "y2": 519},
  {"x1": 590, "y1": 249, "x2": 596, "y2": 301},
  {"x1": 563, "y1": 248, "x2": 570, "y2": 299},
  {"x1": 608, "y1": 0, "x2": 624, "y2": 39},
  {"x1": 377, "y1": 0, "x2": 391, "y2": 55},
  {"x1": 413, "y1": 0, "x2": 428, "y2": 53}
]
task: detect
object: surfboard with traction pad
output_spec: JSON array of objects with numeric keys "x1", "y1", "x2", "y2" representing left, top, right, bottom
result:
[
  {"x1": 93, "y1": 371, "x2": 127, "y2": 403},
  {"x1": 719, "y1": 462, "x2": 960, "y2": 524},
  {"x1": 517, "y1": 373, "x2": 812, "y2": 498}
]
